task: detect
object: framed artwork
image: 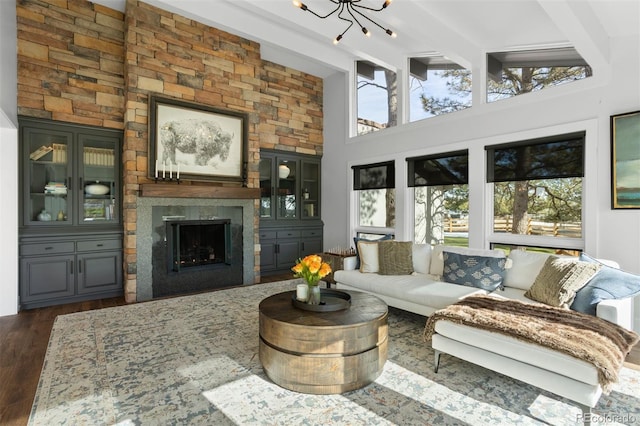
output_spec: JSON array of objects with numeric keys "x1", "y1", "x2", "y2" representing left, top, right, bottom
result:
[
  {"x1": 149, "y1": 95, "x2": 248, "y2": 183},
  {"x1": 611, "y1": 110, "x2": 640, "y2": 209}
]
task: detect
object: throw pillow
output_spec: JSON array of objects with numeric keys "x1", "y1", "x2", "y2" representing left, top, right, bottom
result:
[
  {"x1": 503, "y1": 250, "x2": 551, "y2": 290},
  {"x1": 353, "y1": 234, "x2": 393, "y2": 269},
  {"x1": 442, "y1": 251, "x2": 507, "y2": 291},
  {"x1": 412, "y1": 244, "x2": 432, "y2": 275},
  {"x1": 525, "y1": 256, "x2": 601, "y2": 308},
  {"x1": 571, "y1": 253, "x2": 640, "y2": 315},
  {"x1": 378, "y1": 241, "x2": 414, "y2": 275},
  {"x1": 430, "y1": 244, "x2": 507, "y2": 277},
  {"x1": 357, "y1": 241, "x2": 380, "y2": 273}
]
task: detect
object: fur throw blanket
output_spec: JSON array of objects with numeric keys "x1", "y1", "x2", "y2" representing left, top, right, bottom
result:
[{"x1": 423, "y1": 295, "x2": 639, "y2": 393}]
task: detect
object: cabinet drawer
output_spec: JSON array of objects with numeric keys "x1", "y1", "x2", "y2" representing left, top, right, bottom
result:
[
  {"x1": 301, "y1": 229, "x2": 322, "y2": 238},
  {"x1": 20, "y1": 242, "x2": 75, "y2": 256},
  {"x1": 76, "y1": 239, "x2": 122, "y2": 252},
  {"x1": 259, "y1": 230, "x2": 277, "y2": 240},
  {"x1": 277, "y1": 230, "x2": 300, "y2": 239}
]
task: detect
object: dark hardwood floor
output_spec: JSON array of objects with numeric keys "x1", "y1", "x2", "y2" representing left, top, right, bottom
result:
[{"x1": 1, "y1": 279, "x2": 638, "y2": 425}]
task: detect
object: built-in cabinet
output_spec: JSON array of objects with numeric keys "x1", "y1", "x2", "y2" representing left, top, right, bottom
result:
[
  {"x1": 19, "y1": 117, "x2": 123, "y2": 309},
  {"x1": 259, "y1": 150, "x2": 323, "y2": 275}
]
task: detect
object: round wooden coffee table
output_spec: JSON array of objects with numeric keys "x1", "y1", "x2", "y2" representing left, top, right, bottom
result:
[{"x1": 258, "y1": 289, "x2": 388, "y2": 394}]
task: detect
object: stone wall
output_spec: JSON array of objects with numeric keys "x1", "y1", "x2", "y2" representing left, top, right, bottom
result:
[{"x1": 16, "y1": 0, "x2": 324, "y2": 302}]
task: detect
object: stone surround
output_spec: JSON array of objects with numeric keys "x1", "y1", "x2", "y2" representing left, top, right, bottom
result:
[
  {"x1": 16, "y1": 0, "x2": 323, "y2": 303},
  {"x1": 135, "y1": 197, "x2": 255, "y2": 301}
]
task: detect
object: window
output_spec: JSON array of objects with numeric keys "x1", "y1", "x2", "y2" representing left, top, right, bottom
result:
[
  {"x1": 353, "y1": 161, "x2": 395, "y2": 228},
  {"x1": 486, "y1": 47, "x2": 591, "y2": 103},
  {"x1": 409, "y1": 56, "x2": 472, "y2": 122},
  {"x1": 407, "y1": 150, "x2": 469, "y2": 245},
  {"x1": 487, "y1": 132, "x2": 585, "y2": 248},
  {"x1": 356, "y1": 61, "x2": 397, "y2": 135}
]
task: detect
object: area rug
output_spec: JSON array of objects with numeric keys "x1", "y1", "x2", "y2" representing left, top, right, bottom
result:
[{"x1": 30, "y1": 280, "x2": 640, "y2": 425}]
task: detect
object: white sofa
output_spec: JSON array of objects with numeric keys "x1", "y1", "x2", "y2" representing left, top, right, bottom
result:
[{"x1": 334, "y1": 244, "x2": 635, "y2": 422}]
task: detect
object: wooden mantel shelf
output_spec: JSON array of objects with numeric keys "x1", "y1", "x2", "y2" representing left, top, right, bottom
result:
[{"x1": 140, "y1": 183, "x2": 260, "y2": 199}]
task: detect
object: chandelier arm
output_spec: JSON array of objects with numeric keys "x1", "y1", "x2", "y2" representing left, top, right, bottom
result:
[
  {"x1": 351, "y1": 6, "x2": 389, "y2": 32},
  {"x1": 346, "y1": 4, "x2": 368, "y2": 32},
  {"x1": 351, "y1": 2, "x2": 386, "y2": 13},
  {"x1": 337, "y1": 4, "x2": 355, "y2": 32},
  {"x1": 304, "y1": 3, "x2": 343, "y2": 19}
]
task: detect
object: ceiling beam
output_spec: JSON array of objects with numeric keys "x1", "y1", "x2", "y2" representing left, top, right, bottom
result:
[{"x1": 538, "y1": 0, "x2": 610, "y2": 73}]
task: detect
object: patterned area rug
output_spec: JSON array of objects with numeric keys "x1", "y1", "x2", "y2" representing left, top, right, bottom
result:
[{"x1": 30, "y1": 280, "x2": 640, "y2": 425}]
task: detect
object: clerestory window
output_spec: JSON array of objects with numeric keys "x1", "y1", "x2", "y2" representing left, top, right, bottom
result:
[
  {"x1": 408, "y1": 56, "x2": 472, "y2": 122},
  {"x1": 356, "y1": 61, "x2": 397, "y2": 135},
  {"x1": 486, "y1": 47, "x2": 591, "y2": 103}
]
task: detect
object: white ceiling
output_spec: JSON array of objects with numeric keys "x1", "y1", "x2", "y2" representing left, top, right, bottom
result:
[{"x1": 93, "y1": 0, "x2": 639, "y2": 78}]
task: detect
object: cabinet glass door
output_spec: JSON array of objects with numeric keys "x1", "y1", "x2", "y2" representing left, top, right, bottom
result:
[
  {"x1": 277, "y1": 159, "x2": 297, "y2": 219},
  {"x1": 24, "y1": 127, "x2": 73, "y2": 225},
  {"x1": 78, "y1": 134, "x2": 119, "y2": 224},
  {"x1": 259, "y1": 157, "x2": 273, "y2": 219},
  {"x1": 302, "y1": 160, "x2": 320, "y2": 219}
]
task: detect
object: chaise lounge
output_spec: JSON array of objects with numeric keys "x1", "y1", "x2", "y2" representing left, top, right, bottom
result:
[{"x1": 334, "y1": 242, "x2": 639, "y2": 423}]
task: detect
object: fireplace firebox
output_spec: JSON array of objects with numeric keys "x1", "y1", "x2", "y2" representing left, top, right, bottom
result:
[{"x1": 166, "y1": 219, "x2": 231, "y2": 273}]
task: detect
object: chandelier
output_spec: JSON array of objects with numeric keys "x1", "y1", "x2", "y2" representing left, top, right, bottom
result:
[{"x1": 293, "y1": 0, "x2": 396, "y2": 45}]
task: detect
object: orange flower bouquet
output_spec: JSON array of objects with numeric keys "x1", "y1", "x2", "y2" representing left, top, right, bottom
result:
[{"x1": 292, "y1": 255, "x2": 332, "y2": 304}]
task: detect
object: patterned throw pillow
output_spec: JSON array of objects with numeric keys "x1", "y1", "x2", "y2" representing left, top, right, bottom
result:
[
  {"x1": 525, "y1": 256, "x2": 601, "y2": 308},
  {"x1": 442, "y1": 251, "x2": 507, "y2": 291},
  {"x1": 378, "y1": 241, "x2": 414, "y2": 275}
]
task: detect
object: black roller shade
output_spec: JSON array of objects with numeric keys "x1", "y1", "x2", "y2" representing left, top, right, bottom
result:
[
  {"x1": 486, "y1": 132, "x2": 585, "y2": 183},
  {"x1": 352, "y1": 161, "x2": 395, "y2": 190},
  {"x1": 407, "y1": 150, "x2": 468, "y2": 187}
]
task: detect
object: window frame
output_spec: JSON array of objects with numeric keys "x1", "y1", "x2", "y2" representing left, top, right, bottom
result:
[{"x1": 485, "y1": 130, "x2": 590, "y2": 252}]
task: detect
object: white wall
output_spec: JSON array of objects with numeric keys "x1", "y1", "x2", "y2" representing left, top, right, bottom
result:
[
  {"x1": 0, "y1": 111, "x2": 19, "y2": 316},
  {"x1": 322, "y1": 34, "x2": 640, "y2": 331},
  {"x1": 0, "y1": 0, "x2": 18, "y2": 316}
]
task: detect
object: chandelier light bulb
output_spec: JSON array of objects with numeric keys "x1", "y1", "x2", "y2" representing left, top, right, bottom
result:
[
  {"x1": 362, "y1": 27, "x2": 371, "y2": 37},
  {"x1": 386, "y1": 29, "x2": 397, "y2": 38},
  {"x1": 292, "y1": 0, "x2": 307, "y2": 11},
  {"x1": 333, "y1": 34, "x2": 343, "y2": 45},
  {"x1": 382, "y1": 0, "x2": 392, "y2": 8}
]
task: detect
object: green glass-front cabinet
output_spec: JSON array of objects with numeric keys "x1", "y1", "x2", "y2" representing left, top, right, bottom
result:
[{"x1": 19, "y1": 117, "x2": 123, "y2": 309}]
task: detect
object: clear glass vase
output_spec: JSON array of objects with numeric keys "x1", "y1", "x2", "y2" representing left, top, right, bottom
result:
[{"x1": 307, "y1": 284, "x2": 321, "y2": 304}]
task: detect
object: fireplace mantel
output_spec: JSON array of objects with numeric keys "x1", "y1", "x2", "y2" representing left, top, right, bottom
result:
[{"x1": 140, "y1": 183, "x2": 260, "y2": 199}]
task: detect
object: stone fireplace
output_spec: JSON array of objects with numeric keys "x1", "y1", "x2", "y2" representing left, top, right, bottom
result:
[{"x1": 136, "y1": 195, "x2": 256, "y2": 301}]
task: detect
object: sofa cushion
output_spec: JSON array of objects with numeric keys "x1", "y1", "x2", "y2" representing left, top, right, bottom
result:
[
  {"x1": 353, "y1": 234, "x2": 393, "y2": 269},
  {"x1": 442, "y1": 251, "x2": 507, "y2": 291},
  {"x1": 571, "y1": 253, "x2": 640, "y2": 316},
  {"x1": 378, "y1": 241, "x2": 414, "y2": 275},
  {"x1": 525, "y1": 256, "x2": 600, "y2": 308},
  {"x1": 412, "y1": 244, "x2": 432, "y2": 275},
  {"x1": 433, "y1": 320, "x2": 599, "y2": 386},
  {"x1": 430, "y1": 245, "x2": 506, "y2": 277},
  {"x1": 503, "y1": 250, "x2": 550, "y2": 290},
  {"x1": 334, "y1": 269, "x2": 486, "y2": 310},
  {"x1": 357, "y1": 241, "x2": 380, "y2": 273}
]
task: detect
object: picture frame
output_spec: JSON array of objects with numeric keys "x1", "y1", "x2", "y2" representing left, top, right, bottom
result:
[
  {"x1": 611, "y1": 110, "x2": 640, "y2": 209},
  {"x1": 149, "y1": 95, "x2": 248, "y2": 183}
]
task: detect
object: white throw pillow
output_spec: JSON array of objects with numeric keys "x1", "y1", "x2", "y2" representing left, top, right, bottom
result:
[
  {"x1": 430, "y1": 245, "x2": 506, "y2": 277},
  {"x1": 358, "y1": 241, "x2": 380, "y2": 273},
  {"x1": 503, "y1": 250, "x2": 551, "y2": 290},
  {"x1": 412, "y1": 244, "x2": 432, "y2": 275}
]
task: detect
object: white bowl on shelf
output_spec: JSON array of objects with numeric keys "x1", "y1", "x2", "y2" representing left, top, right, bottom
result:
[{"x1": 85, "y1": 183, "x2": 110, "y2": 195}]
